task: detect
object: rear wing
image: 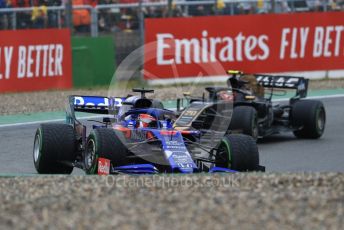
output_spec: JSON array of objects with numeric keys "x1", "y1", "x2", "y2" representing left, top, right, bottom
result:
[
  {"x1": 227, "y1": 70, "x2": 309, "y2": 98},
  {"x1": 66, "y1": 95, "x2": 125, "y2": 125},
  {"x1": 70, "y1": 95, "x2": 125, "y2": 114},
  {"x1": 255, "y1": 74, "x2": 309, "y2": 98}
]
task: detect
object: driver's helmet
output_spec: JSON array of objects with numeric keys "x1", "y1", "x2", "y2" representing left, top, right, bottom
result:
[
  {"x1": 217, "y1": 90, "x2": 233, "y2": 101},
  {"x1": 239, "y1": 74, "x2": 264, "y2": 97},
  {"x1": 138, "y1": 114, "x2": 156, "y2": 128}
]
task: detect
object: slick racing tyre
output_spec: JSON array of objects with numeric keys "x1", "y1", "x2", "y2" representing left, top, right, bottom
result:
[
  {"x1": 216, "y1": 134, "x2": 259, "y2": 171},
  {"x1": 84, "y1": 128, "x2": 127, "y2": 174},
  {"x1": 33, "y1": 123, "x2": 76, "y2": 174},
  {"x1": 228, "y1": 106, "x2": 258, "y2": 140},
  {"x1": 291, "y1": 100, "x2": 326, "y2": 139}
]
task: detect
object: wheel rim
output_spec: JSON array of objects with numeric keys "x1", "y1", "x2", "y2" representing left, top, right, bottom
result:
[
  {"x1": 217, "y1": 140, "x2": 231, "y2": 169},
  {"x1": 85, "y1": 139, "x2": 96, "y2": 169},
  {"x1": 33, "y1": 133, "x2": 40, "y2": 163},
  {"x1": 317, "y1": 108, "x2": 325, "y2": 132}
]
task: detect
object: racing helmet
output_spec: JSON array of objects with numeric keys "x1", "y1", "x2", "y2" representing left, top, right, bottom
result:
[
  {"x1": 239, "y1": 74, "x2": 264, "y2": 97},
  {"x1": 217, "y1": 90, "x2": 233, "y2": 101},
  {"x1": 138, "y1": 114, "x2": 156, "y2": 128}
]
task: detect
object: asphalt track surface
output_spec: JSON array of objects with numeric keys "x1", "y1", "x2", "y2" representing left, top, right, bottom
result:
[{"x1": 0, "y1": 97, "x2": 343, "y2": 174}]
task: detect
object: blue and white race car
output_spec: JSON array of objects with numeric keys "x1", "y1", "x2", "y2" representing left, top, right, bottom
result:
[{"x1": 33, "y1": 89, "x2": 265, "y2": 174}]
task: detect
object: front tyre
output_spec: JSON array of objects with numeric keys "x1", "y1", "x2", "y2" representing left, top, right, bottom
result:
[
  {"x1": 33, "y1": 124, "x2": 76, "y2": 174},
  {"x1": 216, "y1": 134, "x2": 259, "y2": 171},
  {"x1": 84, "y1": 128, "x2": 127, "y2": 174}
]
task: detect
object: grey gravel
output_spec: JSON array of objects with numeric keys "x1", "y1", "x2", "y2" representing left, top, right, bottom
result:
[
  {"x1": 0, "y1": 173, "x2": 343, "y2": 229},
  {"x1": 1, "y1": 79, "x2": 344, "y2": 115},
  {"x1": 0, "y1": 87, "x2": 196, "y2": 115}
]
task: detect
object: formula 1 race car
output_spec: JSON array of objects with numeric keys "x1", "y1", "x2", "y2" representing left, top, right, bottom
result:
[
  {"x1": 177, "y1": 70, "x2": 326, "y2": 140},
  {"x1": 33, "y1": 89, "x2": 264, "y2": 174}
]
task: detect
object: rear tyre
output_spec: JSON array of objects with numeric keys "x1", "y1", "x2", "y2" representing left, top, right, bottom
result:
[
  {"x1": 84, "y1": 128, "x2": 127, "y2": 174},
  {"x1": 228, "y1": 106, "x2": 258, "y2": 140},
  {"x1": 33, "y1": 124, "x2": 76, "y2": 174},
  {"x1": 216, "y1": 134, "x2": 259, "y2": 171},
  {"x1": 291, "y1": 100, "x2": 326, "y2": 139}
]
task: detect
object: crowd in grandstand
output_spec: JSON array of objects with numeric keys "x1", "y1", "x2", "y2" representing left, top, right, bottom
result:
[
  {"x1": 0, "y1": 0, "x2": 62, "y2": 29},
  {"x1": 0, "y1": 0, "x2": 344, "y2": 31}
]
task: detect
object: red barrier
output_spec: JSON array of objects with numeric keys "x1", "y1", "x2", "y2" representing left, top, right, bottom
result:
[
  {"x1": 144, "y1": 12, "x2": 344, "y2": 80},
  {"x1": 0, "y1": 29, "x2": 72, "y2": 92}
]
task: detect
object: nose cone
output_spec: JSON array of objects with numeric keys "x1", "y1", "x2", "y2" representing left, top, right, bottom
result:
[{"x1": 165, "y1": 150, "x2": 197, "y2": 174}]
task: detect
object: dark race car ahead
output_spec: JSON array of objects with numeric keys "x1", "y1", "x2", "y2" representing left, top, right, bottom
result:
[
  {"x1": 177, "y1": 70, "x2": 326, "y2": 140},
  {"x1": 33, "y1": 89, "x2": 264, "y2": 175}
]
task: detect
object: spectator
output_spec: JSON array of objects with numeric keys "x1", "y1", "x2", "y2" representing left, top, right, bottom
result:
[
  {"x1": 31, "y1": 0, "x2": 48, "y2": 28},
  {"x1": 98, "y1": 0, "x2": 112, "y2": 31},
  {"x1": 115, "y1": 0, "x2": 140, "y2": 30},
  {"x1": 162, "y1": 1, "x2": 184, "y2": 17},
  {"x1": 120, "y1": 8, "x2": 138, "y2": 30},
  {"x1": 337, "y1": 0, "x2": 344, "y2": 10},
  {"x1": 14, "y1": 0, "x2": 31, "y2": 29},
  {"x1": 215, "y1": 0, "x2": 226, "y2": 14},
  {"x1": 187, "y1": 0, "x2": 213, "y2": 16},
  {"x1": 73, "y1": 0, "x2": 91, "y2": 32},
  {"x1": 44, "y1": 0, "x2": 62, "y2": 28},
  {"x1": 0, "y1": 0, "x2": 13, "y2": 30},
  {"x1": 328, "y1": 0, "x2": 344, "y2": 10},
  {"x1": 0, "y1": 0, "x2": 6, "y2": 29},
  {"x1": 144, "y1": 6, "x2": 163, "y2": 18},
  {"x1": 307, "y1": 0, "x2": 323, "y2": 11},
  {"x1": 236, "y1": 2, "x2": 257, "y2": 14},
  {"x1": 276, "y1": 0, "x2": 291, "y2": 13},
  {"x1": 98, "y1": 0, "x2": 121, "y2": 32}
]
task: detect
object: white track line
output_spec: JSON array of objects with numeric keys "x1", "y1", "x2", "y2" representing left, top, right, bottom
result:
[
  {"x1": 0, "y1": 94, "x2": 343, "y2": 128},
  {"x1": 274, "y1": 94, "x2": 344, "y2": 102},
  {"x1": 0, "y1": 115, "x2": 104, "y2": 128}
]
